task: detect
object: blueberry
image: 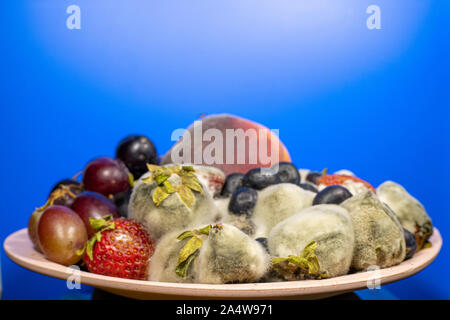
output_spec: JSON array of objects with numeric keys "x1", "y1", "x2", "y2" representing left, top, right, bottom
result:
[
  {"x1": 305, "y1": 171, "x2": 322, "y2": 185},
  {"x1": 313, "y1": 185, "x2": 352, "y2": 205},
  {"x1": 229, "y1": 187, "x2": 258, "y2": 216},
  {"x1": 242, "y1": 168, "x2": 281, "y2": 190},
  {"x1": 116, "y1": 135, "x2": 158, "y2": 179},
  {"x1": 112, "y1": 190, "x2": 132, "y2": 217},
  {"x1": 255, "y1": 237, "x2": 269, "y2": 252},
  {"x1": 272, "y1": 162, "x2": 300, "y2": 185},
  {"x1": 403, "y1": 228, "x2": 417, "y2": 260},
  {"x1": 298, "y1": 183, "x2": 318, "y2": 193},
  {"x1": 220, "y1": 173, "x2": 244, "y2": 197}
]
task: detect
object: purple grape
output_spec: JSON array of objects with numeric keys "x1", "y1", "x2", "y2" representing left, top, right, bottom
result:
[
  {"x1": 83, "y1": 157, "x2": 130, "y2": 197},
  {"x1": 71, "y1": 191, "x2": 119, "y2": 237}
]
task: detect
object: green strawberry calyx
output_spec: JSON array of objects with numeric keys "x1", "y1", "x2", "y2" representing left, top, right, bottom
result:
[
  {"x1": 175, "y1": 225, "x2": 212, "y2": 278},
  {"x1": 76, "y1": 215, "x2": 116, "y2": 260},
  {"x1": 128, "y1": 173, "x2": 137, "y2": 187},
  {"x1": 141, "y1": 164, "x2": 204, "y2": 209},
  {"x1": 272, "y1": 241, "x2": 328, "y2": 280}
]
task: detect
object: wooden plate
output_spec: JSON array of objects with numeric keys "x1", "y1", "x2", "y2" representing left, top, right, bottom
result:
[{"x1": 4, "y1": 228, "x2": 442, "y2": 300}]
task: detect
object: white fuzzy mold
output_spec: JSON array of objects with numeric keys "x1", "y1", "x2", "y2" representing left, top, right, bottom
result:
[
  {"x1": 341, "y1": 191, "x2": 406, "y2": 270},
  {"x1": 128, "y1": 170, "x2": 217, "y2": 240},
  {"x1": 268, "y1": 204, "x2": 354, "y2": 279},
  {"x1": 252, "y1": 183, "x2": 315, "y2": 237},
  {"x1": 194, "y1": 224, "x2": 271, "y2": 284},
  {"x1": 377, "y1": 181, "x2": 433, "y2": 248}
]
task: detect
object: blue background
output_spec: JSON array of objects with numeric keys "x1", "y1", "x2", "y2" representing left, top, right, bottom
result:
[{"x1": 0, "y1": 0, "x2": 448, "y2": 299}]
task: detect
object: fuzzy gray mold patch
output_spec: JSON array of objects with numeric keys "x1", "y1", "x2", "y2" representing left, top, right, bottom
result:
[
  {"x1": 129, "y1": 172, "x2": 217, "y2": 240},
  {"x1": 252, "y1": 183, "x2": 315, "y2": 237},
  {"x1": 268, "y1": 204, "x2": 354, "y2": 279},
  {"x1": 377, "y1": 181, "x2": 433, "y2": 248},
  {"x1": 341, "y1": 191, "x2": 406, "y2": 270},
  {"x1": 194, "y1": 224, "x2": 270, "y2": 284},
  {"x1": 148, "y1": 230, "x2": 196, "y2": 283}
]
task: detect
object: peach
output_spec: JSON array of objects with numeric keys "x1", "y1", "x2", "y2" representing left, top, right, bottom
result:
[{"x1": 161, "y1": 114, "x2": 291, "y2": 176}]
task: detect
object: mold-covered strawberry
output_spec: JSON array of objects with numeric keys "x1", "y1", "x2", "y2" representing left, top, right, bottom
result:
[
  {"x1": 341, "y1": 191, "x2": 406, "y2": 270},
  {"x1": 188, "y1": 165, "x2": 225, "y2": 198},
  {"x1": 252, "y1": 183, "x2": 315, "y2": 237},
  {"x1": 83, "y1": 216, "x2": 155, "y2": 280},
  {"x1": 150, "y1": 224, "x2": 270, "y2": 284},
  {"x1": 149, "y1": 225, "x2": 212, "y2": 283},
  {"x1": 194, "y1": 224, "x2": 270, "y2": 284},
  {"x1": 268, "y1": 205, "x2": 354, "y2": 279},
  {"x1": 129, "y1": 164, "x2": 217, "y2": 240},
  {"x1": 213, "y1": 197, "x2": 231, "y2": 220},
  {"x1": 377, "y1": 181, "x2": 433, "y2": 249},
  {"x1": 222, "y1": 215, "x2": 257, "y2": 236}
]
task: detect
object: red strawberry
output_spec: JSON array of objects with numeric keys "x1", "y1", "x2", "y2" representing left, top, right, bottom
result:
[
  {"x1": 317, "y1": 174, "x2": 376, "y2": 193},
  {"x1": 83, "y1": 216, "x2": 155, "y2": 280}
]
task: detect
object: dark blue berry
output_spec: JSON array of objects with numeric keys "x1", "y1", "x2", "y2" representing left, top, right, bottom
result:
[
  {"x1": 112, "y1": 190, "x2": 132, "y2": 217},
  {"x1": 116, "y1": 135, "x2": 158, "y2": 179},
  {"x1": 242, "y1": 168, "x2": 281, "y2": 190},
  {"x1": 305, "y1": 171, "x2": 322, "y2": 185},
  {"x1": 313, "y1": 185, "x2": 352, "y2": 205},
  {"x1": 255, "y1": 237, "x2": 269, "y2": 252},
  {"x1": 403, "y1": 228, "x2": 417, "y2": 260},
  {"x1": 220, "y1": 173, "x2": 244, "y2": 197},
  {"x1": 272, "y1": 162, "x2": 300, "y2": 185},
  {"x1": 229, "y1": 187, "x2": 258, "y2": 216},
  {"x1": 298, "y1": 183, "x2": 318, "y2": 193}
]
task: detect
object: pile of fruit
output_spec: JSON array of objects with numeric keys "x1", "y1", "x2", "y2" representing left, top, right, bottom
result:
[
  {"x1": 28, "y1": 135, "x2": 158, "y2": 279},
  {"x1": 27, "y1": 114, "x2": 433, "y2": 284}
]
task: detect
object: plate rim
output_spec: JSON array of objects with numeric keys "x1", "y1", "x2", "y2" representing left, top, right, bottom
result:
[{"x1": 4, "y1": 227, "x2": 442, "y2": 298}]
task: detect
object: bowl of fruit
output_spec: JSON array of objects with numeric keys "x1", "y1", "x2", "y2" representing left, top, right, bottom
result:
[{"x1": 4, "y1": 114, "x2": 442, "y2": 300}]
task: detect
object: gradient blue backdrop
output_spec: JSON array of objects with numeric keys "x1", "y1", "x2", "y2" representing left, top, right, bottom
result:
[{"x1": 1, "y1": 0, "x2": 448, "y2": 299}]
